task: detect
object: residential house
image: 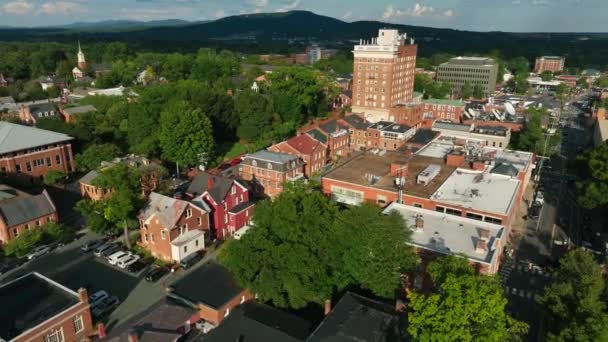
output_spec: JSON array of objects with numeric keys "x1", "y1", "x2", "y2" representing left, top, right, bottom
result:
[
  {"x1": 306, "y1": 119, "x2": 351, "y2": 160},
  {"x1": 201, "y1": 301, "x2": 312, "y2": 342},
  {"x1": 0, "y1": 273, "x2": 93, "y2": 342},
  {"x1": 72, "y1": 67, "x2": 85, "y2": 80},
  {"x1": 342, "y1": 114, "x2": 373, "y2": 150},
  {"x1": 0, "y1": 185, "x2": 57, "y2": 244},
  {"x1": 0, "y1": 122, "x2": 75, "y2": 180},
  {"x1": 38, "y1": 76, "x2": 63, "y2": 91},
  {"x1": 368, "y1": 121, "x2": 416, "y2": 151},
  {"x1": 139, "y1": 192, "x2": 210, "y2": 263},
  {"x1": 269, "y1": 134, "x2": 327, "y2": 177},
  {"x1": 104, "y1": 299, "x2": 199, "y2": 342},
  {"x1": 186, "y1": 173, "x2": 254, "y2": 240},
  {"x1": 333, "y1": 90, "x2": 352, "y2": 109},
  {"x1": 61, "y1": 105, "x2": 97, "y2": 123},
  {"x1": 167, "y1": 262, "x2": 255, "y2": 326},
  {"x1": 19, "y1": 102, "x2": 61, "y2": 125},
  {"x1": 240, "y1": 150, "x2": 305, "y2": 199}
]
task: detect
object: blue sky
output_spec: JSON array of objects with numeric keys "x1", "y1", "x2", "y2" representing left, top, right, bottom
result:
[{"x1": 0, "y1": 0, "x2": 604, "y2": 32}]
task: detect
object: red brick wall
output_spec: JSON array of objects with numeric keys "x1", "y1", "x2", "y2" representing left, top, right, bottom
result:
[
  {"x1": 13, "y1": 300, "x2": 93, "y2": 342},
  {"x1": 389, "y1": 104, "x2": 424, "y2": 127},
  {"x1": 198, "y1": 289, "x2": 254, "y2": 326},
  {"x1": 0, "y1": 143, "x2": 75, "y2": 180},
  {"x1": 0, "y1": 212, "x2": 58, "y2": 244},
  {"x1": 80, "y1": 182, "x2": 112, "y2": 201},
  {"x1": 423, "y1": 103, "x2": 465, "y2": 122}
]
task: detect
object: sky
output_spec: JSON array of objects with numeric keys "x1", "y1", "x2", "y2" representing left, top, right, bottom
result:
[{"x1": 0, "y1": 0, "x2": 605, "y2": 32}]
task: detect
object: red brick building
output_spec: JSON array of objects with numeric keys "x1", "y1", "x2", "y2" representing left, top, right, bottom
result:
[
  {"x1": 0, "y1": 122, "x2": 75, "y2": 180},
  {"x1": 186, "y1": 173, "x2": 254, "y2": 240},
  {"x1": 0, "y1": 185, "x2": 58, "y2": 245},
  {"x1": 352, "y1": 29, "x2": 417, "y2": 122},
  {"x1": 139, "y1": 192, "x2": 210, "y2": 263},
  {"x1": 534, "y1": 56, "x2": 565, "y2": 74},
  {"x1": 342, "y1": 114, "x2": 373, "y2": 150},
  {"x1": 305, "y1": 119, "x2": 351, "y2": 160},
  {"x1": 269, "y1": 134, "x2": 327, "y2": 177},
  {"x1": 0, "y1": 272, "x2": 93, "y2": 342},
  {"x1": 388, "y1": 103, "x2": 424, "y2": 127},
  {"x1": 422, "y1": 99, "x2": 465, "y2": 122},
  {"x1": 240, "y1": 150, "x2": 305, "y2": 199},
  {"x1": 19, "y1": 103, "x2": 61, "y2": 125}
]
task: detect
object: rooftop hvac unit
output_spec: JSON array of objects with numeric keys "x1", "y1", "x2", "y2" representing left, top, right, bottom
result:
[{"x1": 417, "y1": 164, "x2": 441, "y2": 186}]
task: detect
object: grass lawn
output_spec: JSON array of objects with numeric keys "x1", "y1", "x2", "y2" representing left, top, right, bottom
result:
[{"x1": 215, "y1": 142, "x2": 250, "y2": 165}]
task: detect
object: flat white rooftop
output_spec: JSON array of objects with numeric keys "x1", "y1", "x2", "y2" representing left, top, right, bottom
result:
[
  {"x1": 416, "y1": 136, "x2": 455, "y2": 158},
  {"x1": 384, "y1": 203, "x2": 505, "y2": 265},
  {"x1": 431, "y1": 169, "x2": 520, "y2": 216}
]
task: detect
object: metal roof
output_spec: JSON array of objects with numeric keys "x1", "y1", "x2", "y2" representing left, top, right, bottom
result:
[{"x1": 0, "y1": 122, "x2": 73, "y2": 155}]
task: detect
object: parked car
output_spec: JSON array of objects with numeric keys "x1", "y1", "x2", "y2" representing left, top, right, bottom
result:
[
  {"x1": 107, "y1": 251, "x2": 129, "y2": 265},
  {"x1": 92, "y1": 296, "x2": 120, "y2": 317},
  {"x1": 89, "y1": 290, "x2": 109, "y2": 308},
  {"x1": 127, "y1": 260, "x2": 149, "y2": 274},
  {"x1": 81, "y1": 239, "x2": 104, "y2": 252},
  {"x1": 94, "y1": 243, "x2": 117, "y2": 257},
  {"x1": 117, "y1": 254, "x2": 140, "y2": 269},
  {"x1": 145, "y1": 267, "x2": 169, "y2": 282},
  {"x1": 99, "y1": 245, "x2": 122, "y2": 259},
  {"x1": 179, "y1": 252, "x2": 202, "y2": 269},
  {"x1": 26, "y1": 245, "x2": 51, "y2": 260}
]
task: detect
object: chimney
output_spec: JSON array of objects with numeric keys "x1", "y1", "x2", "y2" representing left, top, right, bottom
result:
[
  {"x1": 415, "y1": 216, "x2": 424, "y2": 232},
  {"x1": 128, "y1": 331, "x2": 138, "y2": 342},
  {"x1": 324, "y1": 299, "x2": 332, "y2": 316},
  {"x1": 78, "y1": 287, "x2": 89, "y2": 304},
  {"x1": 207, "y1": 177, "x2": 214, "y2": 190},
  {"x1": 97, "y1": 323, "x2": 106, "y2": 339},
  {"x1": 476, "y1": 239, "x2": 487, "y2": 253}
]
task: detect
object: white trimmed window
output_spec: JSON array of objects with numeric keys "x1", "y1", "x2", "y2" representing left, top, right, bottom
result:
[
  {"x1": 197, "y1": 217, "x2": 202, "y2": 226},
  {"x1": 44, "y1": 328, "x2": 65, "y2": 342},
  {"x1": 186, "y1": 208, "x2": 192, "y2": 218},
  {"x1": 73, "y1": 315, "x2": 84, "y2": 333},
  {"x1": 161, "y1": 230, "x2": 166, "y2": 240}
]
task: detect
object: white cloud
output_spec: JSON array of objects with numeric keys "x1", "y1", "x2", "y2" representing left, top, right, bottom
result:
[
  {"x1": 2, "y1": 1, "x2": 34, "y2": 15},
  {"x1": 532, "y1": 0, "x2": 550, "y2": 5},
  {"x1": 512, "y1": 0, "x2": 521, "y2": 4},
  {"x1": 38, "y1": 1, "x2": 86, "y2": 15},
  {"x1": 382, "y1": 3, "x2": 436, "y2": 20},
  {"x1": 215, "y1": 9, "x2": 225, "y2": 18},
  {"x1": 342, "y1": 10, "x2": 353, "y2": 20},
  {"x1": 443, "y1": 9, "x2": 454, "y2": 17},
  {"x1": 249, "y1": 0, "x2": 269, "y2": 7},
  {"x1": 276, "y1": 0, "x2": 300, "y2": 12}
]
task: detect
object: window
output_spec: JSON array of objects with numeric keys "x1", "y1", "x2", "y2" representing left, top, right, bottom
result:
[
  {"x1": 26, "y1": 162, "x2": 32, "y2": 172},
  {"x1": 144, "y1": 234, "x2": 148, "y2": 242},
  {"x1": 36, "y1": 220, "x2": 40, "y2": 226},
  {"x1": 44, "y1": 328, "x2": 65, "y2": 342},
  {"x1": 161, "y1": 230, "x2": 166, "y2": 240},
  {"x1": 73, "y1": 315, "x2": 84, "y2": 333},
  {"x1": 195, "y1": 239, "x2": 199, "y2": 247},
  {"x1": 466, "y1": 213, "x2": 483, "y2": 221},
  {"x1": 183, "y1": 245, "x2": 188, "y2": 253},
  {"x1": 197, "y1": 217, "x2": 202, "y2": 226},
  {"x1": 56, "y1": 155, "x2": 61, "y2": 165},
  {"x1": 445, "y1": 208, "x2": 462, "y2": 216},
  {"x1": 46, "y1": 157, "x2": 52, "y2": 166},
  {"x1": 252, "y1": 160, "x2": 257, "y2": 167},
  {"x1": 231, "y1": 186, "x2": 236, "y2": 195},
  {"x1": 413, "y1": 203, "x2": 423, "y2": 208},
  {"x1": 484, "y1": 216, "x2": 502, "y2": 225},
  {"x1": 435, "y1": 206, "x2": 446, "y2": 213},
  {"x1": 13, "y1": 228, "x2": 19, "y2": 238},
  {"x1": 186, "y1": 208, "x2": 192, "y2": 218},
  {"x1": 267, "y1": 163, "x2": 273, "y2": 170},
  {"x1": 25, "y1": 223, "x2": 30, "y2": 230}
]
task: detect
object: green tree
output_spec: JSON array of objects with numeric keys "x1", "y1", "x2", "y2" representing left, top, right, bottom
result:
[
  {"x1": 336, "y1": 204, "x2": 417, "y2": 298},
  {"x1": 461, "y1": 81, "x2": 473, "y2": 99},
  {"x1": 159, "y1": 101, "x2": 215, "y2": 167},
  {"x1": 235, "y1": 90, "x2": 273, "y2": 142},
  {"x1": 55, "y1": 59, "x2": 73, "y2": 83},
  {"x1": 408, "y1": 256, "x2": 528, "y2": 342},
  {"x1": 219, "y1": 182, "x2": 342, "y2": 308},
  {"x1": 576, "y1": 142, "x2": 608, "y2": 209},
  {"x1": 75, "y1": 143, "x2": 121, "y2": 172},
  {"x1": 93, "y1": 164, "x2": 142, "y2": 248},
  {"x1": 577, "y1": 77, "x2": 590, "y2": 89},
  {"x1": 473, "y1": 84, "x2": 485, "y2": 99},
  {"x1": 540, "y1": 71, "x2": 554, "y2": 81},
  {"x1": 75, "y1": 199, "x2": 114, "y2": 234},
  {"x1": 162, "y1": 53, "x2": 193, "y2": 81},
  {"x1": 313, "y1": 52, "x2": 353, "y2": 74},
  {"x1": 539, "y1": 249, "x2": 608, "y2": 341},
  {"x1": 595, "y1": 76, "x2": 608, "y2": 88},
  {"x1": 43, "y1": 170, "x2": 66, "y2": 186},
  {"x1": 507, "y1": 57, "x2": 530, "y2": 75},
  {"x1": 3, "y1": 229, "x2": 44, "y2": 257}
]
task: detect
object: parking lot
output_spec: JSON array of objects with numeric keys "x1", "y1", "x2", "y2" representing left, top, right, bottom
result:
[{"x1": 0, "y1": 231, "x2": 216, "y2": 332}]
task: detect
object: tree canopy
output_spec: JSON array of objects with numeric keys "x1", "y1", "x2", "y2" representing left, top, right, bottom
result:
[
  {"x1": 407, "y1": 256, "x2": 528, "y2": 342},
  {"x1": 576, "y1": 142, "x2": 608, "y2": 209},
  {"x1": 539, "y1": 249, "x2": 608, "y2": 341},
  {"x1": 75, "y1": 143, "x2": 122, "y2": 172}
]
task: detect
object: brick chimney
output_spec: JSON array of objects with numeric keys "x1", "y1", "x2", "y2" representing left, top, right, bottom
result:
[
  {"x1": 207, "y1": 177, "x2": 214, "y2": 190},
  {"x1": 128, "y1": 331, "x2": 138, "y2": 342},
  {"x1": 78, "y1": 287, "x2": 89, "y2": 304},
  {"x1": 390, "y1": 163, "x2": 408, "y2": 177},
  {"x1": 476, "y1": 239, "x2": 487, "y2": 253},
  {"x1": 415, "y1": 216, "x2": 424, "y2": 232},
  {"x1": 97, "y1": 323, "x2": 106, "y2": 339},
  {"x1": 324, "y1": 299, "x2": 332, "y2": 316}
]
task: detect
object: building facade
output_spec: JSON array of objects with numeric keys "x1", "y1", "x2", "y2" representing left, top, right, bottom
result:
[
  {"x1": 534, "y1": 56, "x2": 565, "y2": 74},
  {"x1": 19, "y1": 103, "x2": 60, "y2": 125},
  {"x1": 422, "y1": 99, "x2": 466, "y2": 122},
  {"x1": 0, "y1": 122, "x2": 75, "y2": 180},
  {"x1": 269, "y1": 134, "x2": 327, "y2": 177},
  {"x1": 436, "y1": 57, "x2": 498, "y2": 96},
  {"x1": 352, "y1": 29, "x2": 417, "y2": 122},
  {"x1": 0, "y1": 186, "x2": 58, "y2": 244},
  {"x1": 139, "y1": 192, "x2": 210, "y2": 263},
  {"x1": 240, "y1": 150, "x2": 305, "y2": 199}
]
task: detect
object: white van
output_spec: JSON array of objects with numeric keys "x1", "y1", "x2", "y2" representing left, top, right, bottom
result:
[
  {"x1": 107, "y1": 251, "x2": 128, "y2": 265},
  {"x1": 117, "y1": 254, "x2": 140, "y2": 269}
]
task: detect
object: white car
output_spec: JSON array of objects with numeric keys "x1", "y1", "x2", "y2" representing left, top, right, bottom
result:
[
  {"x1": 117, "y1": 254, "x2": 140, "y2": 269},
  {"x1": 89, "y1": 290, "x2": 109, "y2": 308},
  {"x1": 107, "y1": 251, "x2": 129, "y2": 265},
  {"x1": 27, "y1": 245, "x2": 51, "y2": 260}
]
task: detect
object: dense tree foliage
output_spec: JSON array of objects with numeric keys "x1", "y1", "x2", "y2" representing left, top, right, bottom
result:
[
  {"x1": 314, "y1": 52, "x2": 353, "y2": 74},
  {"x1": 43, "y1": 170, "x2": 67, "y2": 186},
  {"x1": 407, "y1": 256, "x2": 528, "y2": 342},
  {"x1": 414, "y1": 74, "x2": 451, "y2": 99},
  {"x1": 3, "y1": 223, "x2": 70, "y2": 257},
  {"x1": 510, "y1": 108, "x2": 560, "y2": 156},
  {"x1": 576, "y1": 142, "x2": 608, "y2": 209},
  {"x1": 540, "y1": 249, "x2": 608, "y2": 341},
  {"x1": 540, "y1": 71, "x2": 554, "y2": 81},
  {"x1": 235, "y1": 90, "x2": 273, "y2": 142},
  {"x1": 219, "y1": 182, "x2": 417, "y2": 308},
  {"x1": 75, "y1": 143, "x2": 122, "y2": 172}
]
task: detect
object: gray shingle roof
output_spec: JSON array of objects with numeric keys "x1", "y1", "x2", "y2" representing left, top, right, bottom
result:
[
  {"x1": 343, "y1": 114, "x2": 372, "y2": 130},
  {"x1": 242, "y1": 150, "x2": 302, "y2": 172},
  {"x1": 0, "y1": 122, "x2": 73, "y2": 155},
  {"x1": 63, "y1": 105, "x2": 97, "y2": 116},
  {"x1": 186, "y1": 173, "x2": 235, "y2": 203},
  {"x1": 0, "y1": 189, "x2": 56, "y2": 227},
  {"x1": 79, "y1": 170, "x2": 99, "y2": 185}
]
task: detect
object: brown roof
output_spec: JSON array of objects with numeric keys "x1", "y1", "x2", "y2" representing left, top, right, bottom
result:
[
  {"x1": 285, "y1": 134, "x2": 325, "y2": 155},
  {"x1": 323, "y1": 151, "x2": 456, "y2": 198}
]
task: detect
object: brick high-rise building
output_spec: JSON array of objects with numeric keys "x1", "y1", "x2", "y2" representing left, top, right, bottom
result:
[
  {"x1": 534, "y1": 56, "x2": 565, "y2": 74},
  {"x1": 352, "y1": 29, "x2": 417, "y2": 123}
]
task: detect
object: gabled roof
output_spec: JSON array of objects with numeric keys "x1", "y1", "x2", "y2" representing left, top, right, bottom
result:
[
  {"x1": 140, "y1": 192, "x2": 204, "y2": 228},
  {"x1": 186, "y1": 173, "x2": 237, "y2": 203},
  {"x1": 169, "y1": 262, "x2": 245, "y2": 309},
  {"x1": 307, "y1": 129, "x2": 328, "y2": 144},
  {"x1": 286, "y1": 134, "x2": 325, "y2": 155},
  {"x1": 307, "y1": 292, "x2": 404, "y2": 342},
  {"x1": 79, "y1": 170, "x2": 99, "y2": 186},
  {"x1": 0, "y1": 188, "x2": 56, "y2": 227},
  {"x1": 318, "y1": 119, "x2": 348, "y2": 135},
  {"x1": 28, "y1": 102, "x2": 57, "y2": 115},
  {"x1": 0, "y1": 122, "x2": 73, "y2": 155},
  {"x1": 202, "y1": 302, "x2": 311, "y2": 342}
]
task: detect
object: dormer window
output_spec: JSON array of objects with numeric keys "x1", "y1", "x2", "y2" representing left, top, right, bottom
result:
[
  {"x1": 267, "y1": 163, "x2": 273, "y2": 170},
  {"x1": 252, "y1": 160, "x2": 257, "y2": 167}
]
